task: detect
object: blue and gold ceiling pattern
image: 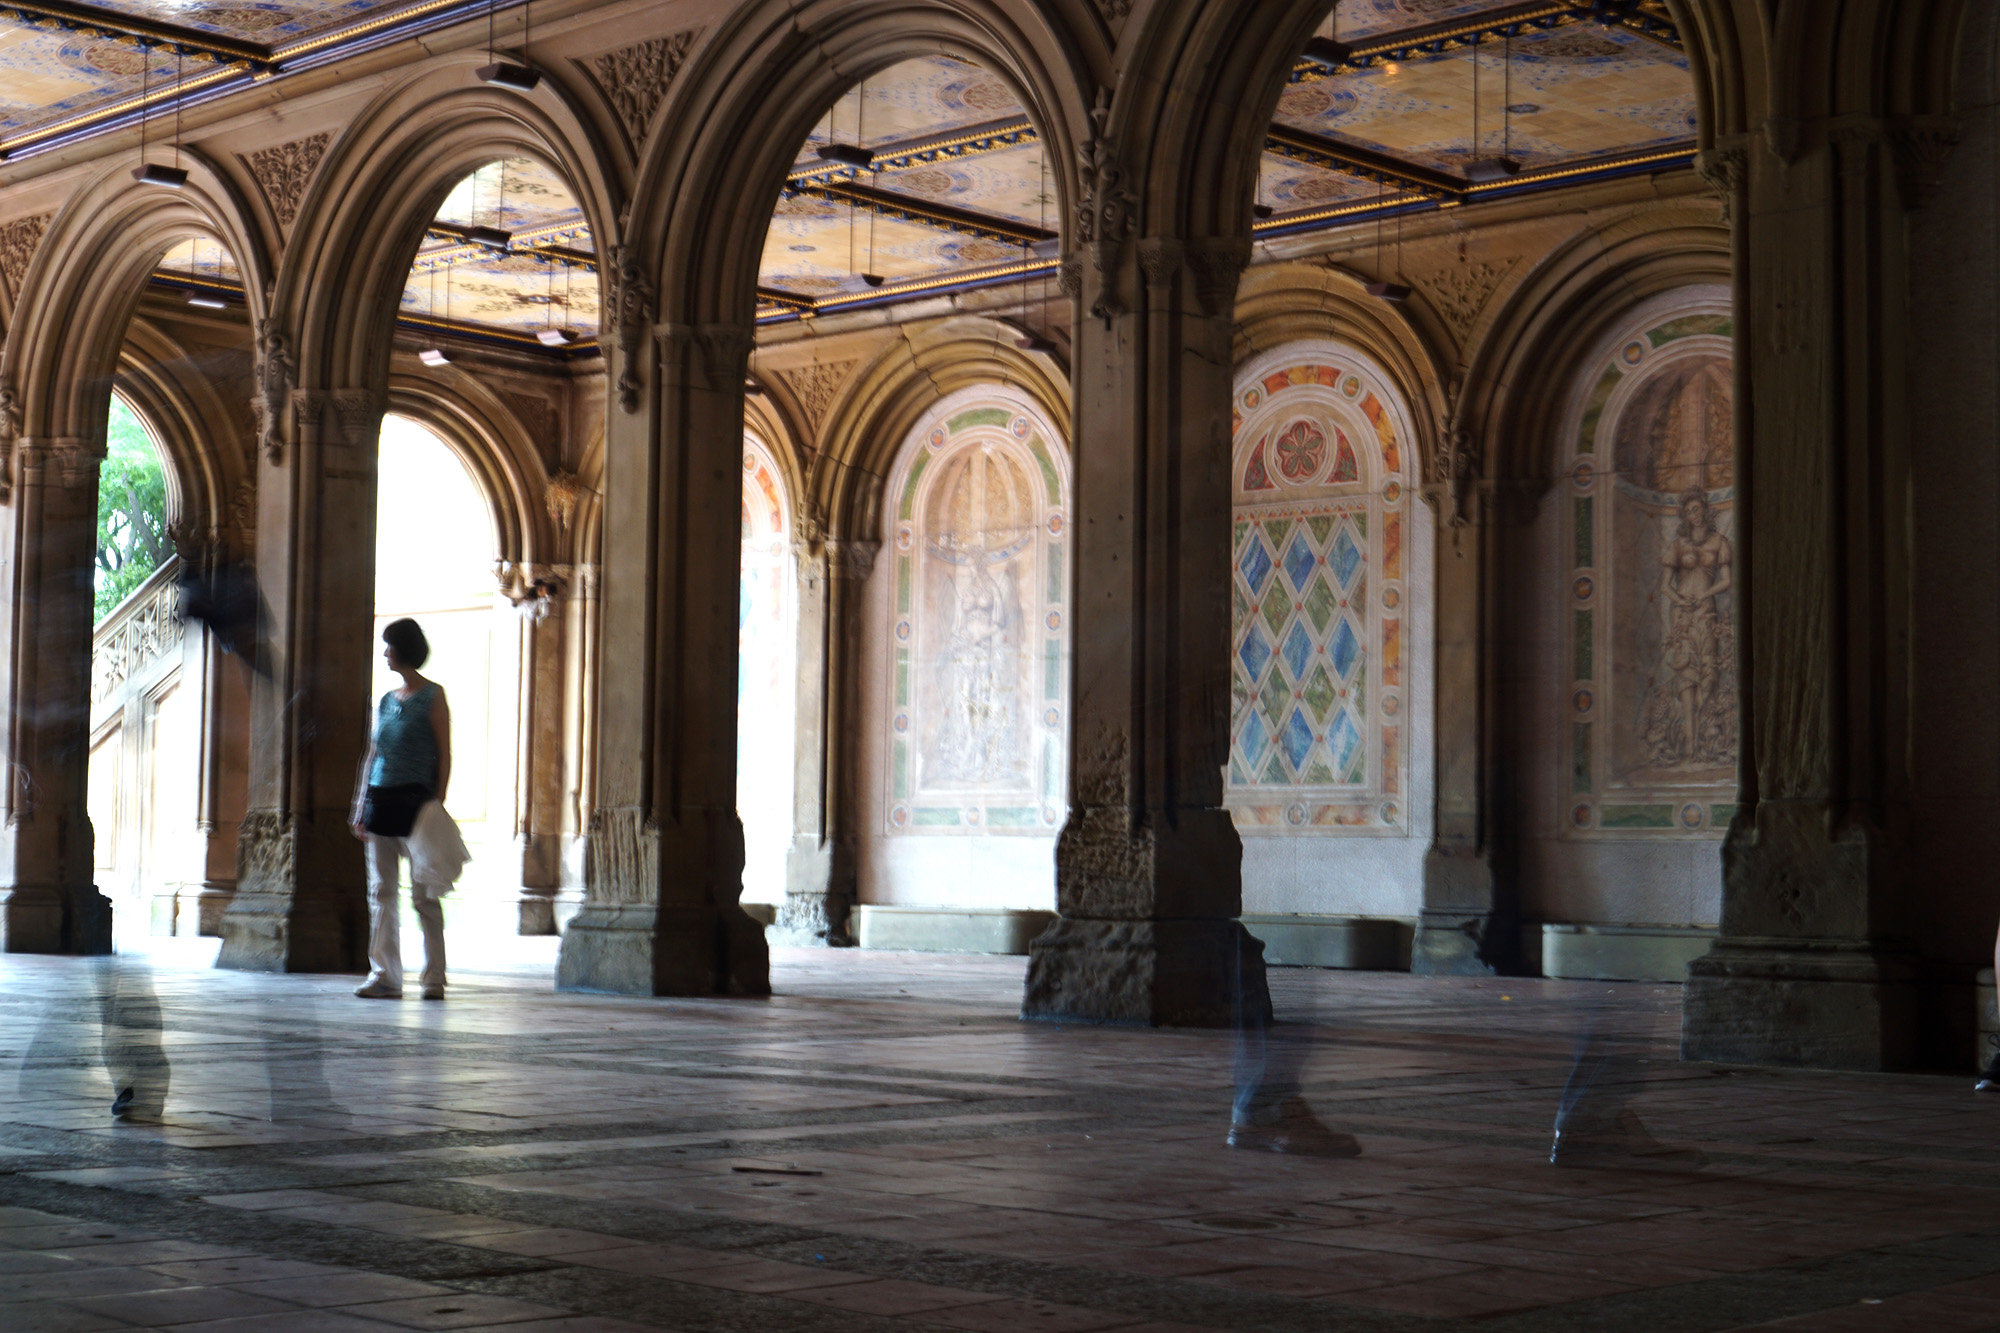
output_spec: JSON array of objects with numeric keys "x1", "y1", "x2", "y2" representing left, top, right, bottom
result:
[{"x1": 128, "y1": 1, "x2": 1691, "y2": 344}]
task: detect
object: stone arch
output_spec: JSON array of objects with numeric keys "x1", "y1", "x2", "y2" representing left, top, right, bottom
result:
[
  {"x1": 385, "y1": 374, "x2": 554, "y2": 592},
  {"x1": 4, "y1": 152, "x2": 272, "y2": 447},
  {"x1": 276, "y1": 59, "x2": 622, "y2": 397},
  {"x1": 630, "y1": 2, "x2": 1099, "y2": 332},
  {"x1": 811, "y1": 317, "x2": 1068, "y2": 547},
  {"x1": 1234, "y1": 262, "x2": 1452, "y2": 487},
  {"x1": 114, "y1": 322, "x2": 252, "y2": 556},
  {"x1": 1462, "y1": 205, "x2": 1731, "y2": 487}
]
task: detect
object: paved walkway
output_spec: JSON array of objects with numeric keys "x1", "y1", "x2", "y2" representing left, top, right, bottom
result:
[{"x1": 0, "y1": 942, "x2": 1996, "y2": 1331}]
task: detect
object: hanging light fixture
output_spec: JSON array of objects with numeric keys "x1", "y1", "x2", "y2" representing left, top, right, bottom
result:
[
  {"x1": 536, "y1": 252, "x2": 579, "y2": 345},
  {"x1": 1364, "y1": 177, "x2": 1409, "y2": 301},
  {"x1": 817, "y1": 83, "x2": 874, "y2": 169},
  {"x1": 466, "y1": 160, "x2": 513, "y2": 251},
  {"x1": 1464, "y1": 32, "x2": 1522, "y2": 183},
  {"x1": 1016, "y1": 146, "x2": 1055, "y2": 352},
  {"x1": 477, "y1": 0, "x2": 541, "y2": 90},
  {"x1": 1302, "y1": 13, "x2": 1350, "y2": 70},
  {"x1": 133, "y1": 43, "x2": 189, "y2": 188}
]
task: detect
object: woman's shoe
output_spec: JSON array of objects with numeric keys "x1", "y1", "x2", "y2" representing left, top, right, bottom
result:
[
  {"x1": 1977, "y1": 1061, "x2": 1999, "y2": 1093},
  {"x1": 421, "y1": 985, "x2": 444, "y2": 1000},
  {"x1": 354, "y1": 980, "x2": 402, "y2": 999}
]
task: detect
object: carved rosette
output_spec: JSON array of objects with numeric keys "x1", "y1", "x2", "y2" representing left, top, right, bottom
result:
[
  {"x1": 241, "y1": 132, "x2": 332, "y2": 229},
  {"x1": 589, "y1": 28, "x2": 702, "y2": 148},
  {"x1": 237, "y1": 809, "x2": 297, "y2": 890},
  {"x1": 584, "y1": 806, "x2": 659, "y2": 904}
]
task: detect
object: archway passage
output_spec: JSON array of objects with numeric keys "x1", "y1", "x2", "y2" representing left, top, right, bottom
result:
[{"x1": 738, "y1": 435, "x2": 795, "y2": 912}]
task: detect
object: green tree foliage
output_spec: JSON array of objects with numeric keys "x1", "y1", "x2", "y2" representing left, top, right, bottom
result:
[{"x1": 94, "y1": 396, "x2": 169, "y2": 622}]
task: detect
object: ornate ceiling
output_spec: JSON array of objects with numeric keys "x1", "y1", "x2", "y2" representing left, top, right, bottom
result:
[{"x1": 134, "y1": 0, "x2": 1691, "y2": 349}]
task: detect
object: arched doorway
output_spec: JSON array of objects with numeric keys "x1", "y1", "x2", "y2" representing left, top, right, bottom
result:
[
  {"x1": 739, "y1": 434, "x2": 795, "y2": 909},
  {"x1": 371, "y1": 413, "x2": 521, "y2": 937}
]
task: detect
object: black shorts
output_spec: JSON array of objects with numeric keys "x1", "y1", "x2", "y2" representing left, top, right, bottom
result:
[{"x1": 363, "y1": 784, "x2": 432, "y2": 838}]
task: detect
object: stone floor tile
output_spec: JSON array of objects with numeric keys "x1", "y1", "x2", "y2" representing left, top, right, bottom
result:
[
  {"x1": 563, "y1": 1245, "x2": 757, "y2": 1279},
  {"x1": 0, "y1": 1304, "x2": 134, "y2": 1332},
  {"x1": 235, "y1": 1274, "x2": 454, "y2": 1306},
  {"x1": 670, "y1": 1257, "x2": 880, "y2": 1294},
  {"x1": 165, "y1": 1314, "x2": 411, "y2": 1333},
  {"x1": 460, "y1": 1229, "x2": 650, "y2": 1259},
  {"x1": 44, "y1": 1241, "x2": 256, "y2": 1267},
  {"x1": 70, "y1": 1283, "x2": 304, "y2": 1325},
  {"x1": 919, "y1": 1297, "x2": 1142, "y2": 1332},
  {"x1": 332, "y1": 1294, "x2": 573, "y2": 1329},
  {"x1": 783, "y1": 1277, "x2": 1006, "y2": 1315},
  {"x1": 0, "y1": 1267, "x2": 188, "y2": 1302},
  {"x1": 145, "y1": 1258, "x2": 350, "y2": 1285}
]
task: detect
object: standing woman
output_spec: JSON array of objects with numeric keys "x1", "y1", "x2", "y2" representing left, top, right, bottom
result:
[{"x1": 350, "y1": 618, "x2": 452, "y2": 999}]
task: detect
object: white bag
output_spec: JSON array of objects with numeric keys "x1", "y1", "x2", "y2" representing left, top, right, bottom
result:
[{"x1": 408, "y1": 800, "x2": 471, "y2": 895}]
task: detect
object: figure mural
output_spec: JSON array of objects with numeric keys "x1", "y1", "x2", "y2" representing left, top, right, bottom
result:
[
  {"x1": 884, "y1": 393, "x2": 1069, "y2": 834},
  {"x1": 1566, "y1": 303, "x2": 1736, "y2": 835},
  {"x1": 1227, "y1": 346, "x2": 1414, "y2": 834}
]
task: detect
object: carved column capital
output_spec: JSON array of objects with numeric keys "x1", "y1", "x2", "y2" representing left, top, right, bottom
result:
[
  {"x1": 19, "y1": 436, "x2": 100, "y2": 488},
  {"x1": 0, "y1": 382, "x2": 20, "y2": 504},
  {"x1": 1136, "y1": 237, "x2": 1184, "y2": 291},
  {"x1": 1887, "y1": 115, "x2": 1961, "y2": 211},
  {"x1": 1694, "y1": 146, "x2": 1747, "y2": 222},
  {"x1": 291, "y1": 388, "x2": 383, "y2": 451},
  {"x1": 1075, "y1": 87, "x2": 1136, "y2": 325},
  {"x1": 1187, "y1": 236, "x2": 1253, "y2": 318},
  {"x1": 825, "y1": 537, "x2": 880, "y2": 581}
]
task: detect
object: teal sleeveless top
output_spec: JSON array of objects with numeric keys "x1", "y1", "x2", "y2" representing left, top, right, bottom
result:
[{"x1": 369, "y1": 682, "x2": 441, "y2": 791}]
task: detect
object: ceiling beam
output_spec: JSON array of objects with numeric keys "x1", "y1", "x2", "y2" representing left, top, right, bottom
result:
[
  {"x1": 786, "y1": 116, "x2": 1039, "y2": 187},
  {"x1": 785, "y1": 179, "x2": 1054, "y2": 248},
  {"x1": 1264, "y1": 125, "x2": 1462, "y2": 198},
  {"x1": 1289, "y1": 0, "x2": 1680, "y2": 81}
]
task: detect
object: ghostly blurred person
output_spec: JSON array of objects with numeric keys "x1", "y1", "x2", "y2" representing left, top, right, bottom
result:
[{"x1": 350, "y1": 618, "x2": 451, "y2": 1000}]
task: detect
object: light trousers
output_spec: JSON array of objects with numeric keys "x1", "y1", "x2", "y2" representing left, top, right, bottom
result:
[{"x1": 366, "y1": 834, "x2": 445, "y2": 992}]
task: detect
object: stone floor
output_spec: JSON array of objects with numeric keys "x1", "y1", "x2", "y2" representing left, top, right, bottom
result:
[{"x1": 1, "y1": 939, "x2": 1997, "y2": 1332}]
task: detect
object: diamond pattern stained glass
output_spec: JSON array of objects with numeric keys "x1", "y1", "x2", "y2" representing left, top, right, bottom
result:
[
  {"x1": 1260, "y1": 580, "x2": 1293, "y2": 636},
  {"x1": 1330, "y1": 524, "x2": 1363, "y2": 588},
  {"x1": 1329, "y1": 709, "x2": 1362, "y2": 776},
  {"x1": 1329, "y1": 617, "x2": 1361, "y2": 680},
  {"x1": 1283, "y1": 532, "x2": 1317, "y2": 593},
  {"x1": 1281, "y1": 620, "x2": 1313, "y2": 681},
  {"x1": 1303, "y1": 575, "x2": 1338, "y2": 635},
  {"x1": 1280, "y1": 708, "x2": 1315, "y2": 773},
  {"x1": 1258, "y1": 671, "x2": 1290, "y2": 729},
  {"x1": 1302, "y1": 664, "x2": 1337, "y2": 723},
  {"x1": 1239, "y1": 710, "x2": 1269, "y2": 767},
  {"x1": 1238, "y1": 623, "x2": 1272, "y2": 680},
  {"x1": 1238, "y1": 535, "x2": 1273, "y2": 594}
]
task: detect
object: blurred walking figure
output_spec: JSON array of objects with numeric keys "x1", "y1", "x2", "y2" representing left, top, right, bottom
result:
[
  {"x1": 350, "y1": 618, "x2": 452, "y2": 1000},
  {"x1": 1229, "y1": 935, "x2": 1360, "y2": 1157},
  {"x1": 1979, "y1": 921, "x2": 2000, "y2": 1093},
  {"x1": 1551, "y1": 989, "x2": 1703, "y2": 1168}
]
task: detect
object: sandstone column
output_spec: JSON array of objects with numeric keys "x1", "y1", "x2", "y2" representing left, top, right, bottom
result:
[
  {"x1": 0, "y1": 437, "x2": 114, "y2": 952},
  {"x1": 215, "y1": 390, "x2": 377, "y2": 972},
  {"x1": 556, "y1": 321, "x2": 769, "y2": 995},
  {"x1": 513, "y1": 579, "x2": 568, "y2": 934},
  {"x1": 777, "y1": 532, "x2": 873, "y2": 946},
  {"x1": 1020, "y1": 232, "x2": 1270, "y2": 1027},
  {"x1": 1681, "y1": 125, "x2": 1928, "y2": 1068},
  {"x1": 1413, "y1": 432, "x2": 1518, "y2": 974}
]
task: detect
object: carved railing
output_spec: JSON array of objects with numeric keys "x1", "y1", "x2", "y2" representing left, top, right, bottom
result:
[{"x1": 91, "y1": 557, "x2": 184, "y2": 705}]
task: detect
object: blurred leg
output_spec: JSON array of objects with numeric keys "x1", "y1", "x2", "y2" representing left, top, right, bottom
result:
[
  {"x1": 412, "y1": 888, "x2": 446, "y2": 990},
  {"x1": 364, "y1": 836, "x2": 405, "y2": 993}
]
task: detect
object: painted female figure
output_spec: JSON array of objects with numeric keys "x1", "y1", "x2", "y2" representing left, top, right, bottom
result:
[{"x1": 1646, "y1": 486, "x2": 1734, "y2": 768}]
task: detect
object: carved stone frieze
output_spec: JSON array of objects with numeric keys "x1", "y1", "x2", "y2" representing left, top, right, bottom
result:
[
  {"x1": 253, "y1": 320, "x2": 295, "y2": 464},
  {"x1": 1076, "y1": 89, "x2": 1137, "y2": 325},
  {"x1": 779, "y1": 359, "x2": 857, "y2": 437},
  {"x1": 584, "y1": 805, "x2": 659, "y2": 905},
  {"x1": 237, "y1": 809, "x2": 296, "y2": 890},
  {"x1": 589, "y1": 28, "x2": 702, "y2": 148},
  {"x1": 91, "y1": 572, "x2": 186, "y2": 704},
  {"x1": 241, "y1": 132, "x2": 331, "y2": 229},
  {"x1": 1432, "y1": 423, "x2": 1478, "y2": 528},
  {"x1": 1412, "y1": 257, "x2": 1518, "y2": 343},
  {"x1": 291, "y1": 387, "x2": 382, "y2": 453},
  {"x1": 0, "y1": 383, "x2": 19, "y2": 503},
  {"x1": 0, "y1": 212, "x2": 49, "y2": 301},
  {"x1": 610, "y1": 245, "x2": 655, "y2": 414}
]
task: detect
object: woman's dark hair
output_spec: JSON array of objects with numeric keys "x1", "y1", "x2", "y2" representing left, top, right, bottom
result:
[{"x1": 382, "y1": 618, "x2": 430, "y2": 669}]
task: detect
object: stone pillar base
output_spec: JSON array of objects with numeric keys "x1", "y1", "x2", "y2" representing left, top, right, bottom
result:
[
  {"x1": 1021, "y1": 918, "x2": 1271, "y2": 1027},
  {"x1": 0, "y1": 884, "x2": 112, "y2": 954},
  {"x1": 556, "y1": 902, "x2": 771, "y2": 996},
  {"x1": 215, "y1": 891, "x2": 366, "y2": 973},
  {"x1": 771, "y1": 889, "x2": 853, "y2": 948},
  {"x1": 1412, "y1": 911, "x2": 1506, "y2": 976},
  {"x1": 518, "y1": 890, "x2": 584, "y2": 936},
  {"x1": 1681, "y1": 938, "x2": 1922, "y2": 1070}
]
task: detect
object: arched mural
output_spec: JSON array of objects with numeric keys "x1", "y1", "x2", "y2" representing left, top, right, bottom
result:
[
  {"x1": 739, "y1": 434, "x2": 795, "y2": 902},
  {"x1": 1562, "y1": 293, "x2": 1735, "y2": 836},
  {"x1": 1229, "y1": 344, "x2": 1416, "y2": 834},
  {"x1": 881, "y1": 389, "x2": 1070, "y2": 835}
]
